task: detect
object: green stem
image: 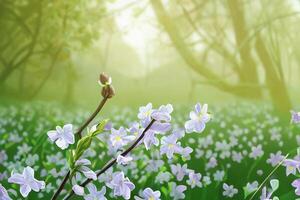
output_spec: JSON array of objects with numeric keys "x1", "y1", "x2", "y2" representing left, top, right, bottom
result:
[{"x1": 249, "y1": 153, "x2": 289, "y2": 200}]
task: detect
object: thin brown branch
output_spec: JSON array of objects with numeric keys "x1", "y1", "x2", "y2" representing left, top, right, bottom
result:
[{"x1": 63, "y1": 119, "x2": 156, "y2": 200}]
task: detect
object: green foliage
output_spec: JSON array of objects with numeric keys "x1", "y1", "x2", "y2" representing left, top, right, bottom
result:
[{"x1": 69, "y1": 119, "x2": 109, "y2": 170}]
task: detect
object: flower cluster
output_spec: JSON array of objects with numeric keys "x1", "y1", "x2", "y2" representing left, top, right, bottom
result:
[{"x1": 2, "y1": 100, "x2": 300, "y2": 199}]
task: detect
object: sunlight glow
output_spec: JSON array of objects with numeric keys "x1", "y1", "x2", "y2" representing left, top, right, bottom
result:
[{"x1": 107, "y1": 0, "x2": 158, "y2": 65}]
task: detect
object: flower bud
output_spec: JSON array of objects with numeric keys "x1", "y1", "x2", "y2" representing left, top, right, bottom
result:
[
  {"x1": 101, "y1": 85, "x2": 115, "y2": 98},
  {"x1": 99, "y1": 73, "x2": 111, "y2": 85}
]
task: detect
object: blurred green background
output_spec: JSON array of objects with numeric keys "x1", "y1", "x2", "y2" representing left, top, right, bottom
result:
[{"x1": 1, "y1": 0, "x2": 300, "y2": 111}]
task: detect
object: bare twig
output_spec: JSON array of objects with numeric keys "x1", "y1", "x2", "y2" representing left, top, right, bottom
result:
[{"x1": 63, "y1": 119, "x2": 156, "y2": 200}]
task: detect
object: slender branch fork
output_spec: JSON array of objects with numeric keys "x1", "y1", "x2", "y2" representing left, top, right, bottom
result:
[
  {"x1": 51, "y1": 96, "x2": 109, "y2": 200},
  {"x1": 63, "y1": 119, "x2": 156, "y2": 200}
]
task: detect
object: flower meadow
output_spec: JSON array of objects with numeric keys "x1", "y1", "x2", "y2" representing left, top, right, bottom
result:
[{"x1": 1, "y1": 75, "x2": 300, "y2": 200}]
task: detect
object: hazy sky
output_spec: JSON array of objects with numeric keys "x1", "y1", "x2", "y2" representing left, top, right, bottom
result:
[{"x1": 106, "y1": 0, "x2": 161, "y2": 65}]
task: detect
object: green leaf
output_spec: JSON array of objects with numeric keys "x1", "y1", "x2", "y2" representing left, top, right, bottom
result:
[
  {"x1": 67, "y1": 150, "x2": 75, "y2": 169},
  {"x1": 74, "y1": 135, "x2": 92, "y2": 161},
  {"x1": 161, "y1": 186, "x2": 168, "y2": 198},
  {"x1": 243, "y1": 186, "x2": 251, "y2": 198},
  {"x1": 91, "y1": 119, "x2": 109, "y2": 137}
]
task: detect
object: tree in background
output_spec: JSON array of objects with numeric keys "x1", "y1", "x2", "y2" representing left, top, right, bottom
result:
[
  {"x1": 150, "y1": 0, "x2": 297, "y2": 112},
  {"x1": 0, "y1": 0, "x2": 105, "y2": 99}
]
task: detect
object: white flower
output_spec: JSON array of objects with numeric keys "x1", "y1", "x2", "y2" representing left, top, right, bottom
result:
[
  {"x1": 110, "y1": 127, "x2": 135, "y2": 149},
  {"x1": 170, "y1": 182, "x2": 186, "y2": 200},
  {"x1": 267, "y1": 151, "x2": 284, "y2": 167},
  {"x1": 107, "y1": 172, "x2": 135, "y2": 200},
  {"x1": 186, "y1": 171, "x2": 202, "y2": 188},
  {"x1": 138, "y1": 103, "x2": 153, "y2": 121},
  {"x1": 171, "y1": 164, "x2": 188, "y2": 181},
  {"x1": 135, "y1": 188, "x2": 161, "y2": 200},
  {"x1": 0, "y1": 184, "x2": 11, "y2": 200},
  {"x1": 47, "y1": 124, "x2": 74, "y2": 150},
  {"x1": 155, "y1": 172, "x2": 171, "y2": 184},
  {"x1": 75, "y1": 159, "x2": 97, "y2": 180},
  {"x1": 72, "y1": 184, "x2": 84, "y2": 196},
  {"x1": 244, "y1": 181, "x2": 258, "y2": 196},
  {"x1": 8, "y1": 166, "x2": 45, "y2": 197},
  {"x1": 223, "y1": 183, "x2": 238, "y2": 198},
  {"x1": 249, "y1": 145, "x2": 264, "y2": 159},
  {"x1": 117, "y1": 155, "x2": 133, "y2": 165},
  {"x1": 185, "y1": 103, "x2": 210, "y2": 133},
  {"x1": 160, "y1": 135, "x2": 182, "y2": 159},
  {"x1": 213, "y1": 170, "x2": 225, "y2": 182},
  {"x1": 84, "y1": 184, "x2": 106, "y2": 200}
]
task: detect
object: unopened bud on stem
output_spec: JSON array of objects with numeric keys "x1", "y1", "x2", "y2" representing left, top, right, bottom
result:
[
  {"x1": 99, "y1": 73, "x2": 112, "y2": 86},
  {"x1": 102, "y1": 85, "x2": 115, "y2": 98},
  {"x1": 99, "y1": 72, "x2": 115, "y2": 98}
]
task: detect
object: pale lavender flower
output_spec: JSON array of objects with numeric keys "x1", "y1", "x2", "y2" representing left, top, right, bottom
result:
[
  {"x1": 150, "y1": 104, "x2": 173, "y2": 132},
  {"x1": 151, "y1": 104, "x2": 172, "y2": 121},
  {"x1": 8, "y1": 166, "x2": 45, "y2": 197},
  {"x1": 213, "y1": 170, "x2": 225, "y2": 182},
  {"x1": 104, "y1": 121, "x2": 113, "y2": 131},
  {"x1": 292, "y1": 179, "x2": 300, "y2": 196},
  {"x1": 260, "y1": 186, "x2": 272, "y2": 200},
  {"x1": 185, "y1": 103, "x2": 210, "y2": 133},
  {"x1": 206, "y1": 157, "x2": 217, "y2": 169},
  {"x1": 232, "y1": 151, "x2": 243, "y2": 163},
  {"x1": 140, "y1": 104, "x2": 173, "y2": 150},
  {"x1": 0, "y1": 184, "x2": 11, "y2": 200},
  {"x1": 160, "y1": 135, "x2": 182, "y2": 159},
  {"x1": 170, "y1": 182, "x2": 187, "y2": 200},
  {"x1": 128, "y1": 122, "x2": 140, "y2": 137},
  {"x1": 47, "y1": 124, "x2": 74, "y2": 150},
  {"x1": 146, "y1": 159, "x2": 164, "y2": 172},
  {"x1": 0, "y1": 150, "x2": 7, "y2": 163},
  {"x1": 110, "y1": 127, "x2": 135, "y2": 149},
  {"x1": 180, "y1": 147, "x2": 193, "y2": 160},
  {"x1": 249, "y1": 145, "x2": 264, "y2": 159},
  {"x1": 143, "y1": 130, "x2": 159, "y2": 150},
  {"x1": 117, "y1": 155, "x2": 133, "y2": 165},
  {"x1": 260, "y1": 179, "x2": 279, "y2": 200},
  {"x1": 73, "y1": 184, "x2": 84, "y2": 196},
  {"x1": 223, "y1": 183, "x2": 238, "y2": 198},
  {"x1": 244, "y1": 181, "x2": 258, "y2": 195},
  {"x1": 155, "y1": 172, "x2": 171, "y2": 184},
  {"x1": 283, "y1": 159, "x2": 300, "y2": 176},
  {"x1": 171, "y1": 164, "x2": 188, "y2": 181},
  {"x1": 198, "y1": 135, "x2": 213, "y2": 148},
  {"x1": 291, "y1": 110, "x2": 300, "y2": 124},
  {"x1": 138, "y1": 103, "x2": 153, "y2": 123},
  {"x1": 186, "y1": 171, "x2": 202, "y2": 188},
  {"x1": 75, "y1": 159, "x2": 97, "y2": 180},
  {"x1": 172, "y1": 129, "x2": 185, "y2": 140},
  {"x1": 98, "y1": 168, "x2": 113, "y2": 183},
  {"x1": 84, "y1": 184, "x2": 106, "y2": 200},
  {"x1": 107, "y1": 171, "x2": 135, "y2": 200},
  {"x1": 267, "y1": 151, "x2": 284, "y2": 167},
  {"x1": 135, "y1": 188, "x2": 161, "y2": 200},
  {"x1": 203, "y1": 176, "x2": 211, "y2": 186}
]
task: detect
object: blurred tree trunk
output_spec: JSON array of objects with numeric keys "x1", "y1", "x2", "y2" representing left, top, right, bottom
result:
[
  {"x1": 227, "y1": 0, "x2": 262, "y2": 99},
  {"x1": 0, "y1": 1, "x2": 42, "y2": 87},
  {"x1": 151, "y1": 0, "x2": 259, "y2": 98},
  {"x1": 27, "y1": 46, "x2": 62, "y2": 100},
  {"x1": 255, "y1": 34, "x2": 292, "y2": 113},
  {"x1": 151, "y1": 0, "x2": 292, "y2": 113}
]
